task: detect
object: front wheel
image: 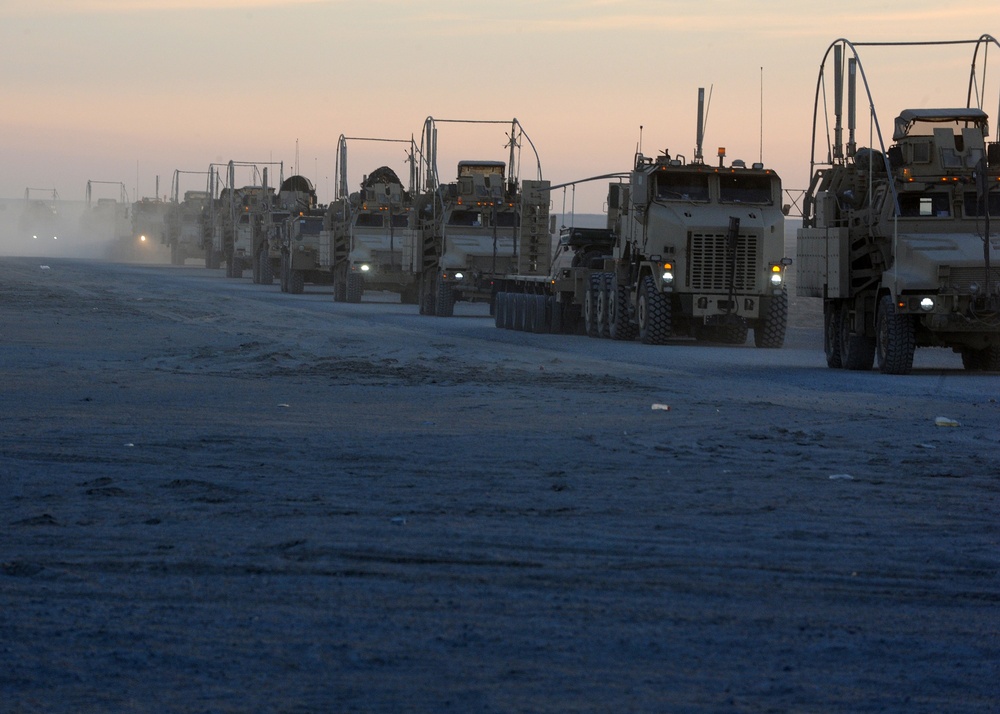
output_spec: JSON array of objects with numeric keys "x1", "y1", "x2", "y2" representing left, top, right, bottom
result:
[
  {"x1": 258, "y1": 250, "x2": 273, "y2": 285},
  {"x1": 346, "y1": 273, "x2": 363, "y2": 303},
  {"x1": 436, "y1": 280, "x2": 455, "y2": 317},
  {"x1": 840, "y1": 307, "x2": 875, "y2": 371},
  {"x1": 875, "y1": 295, "x2": 915, "y2": 375},
  {"x1": 824, "y1": 301, "x2": 843, "y2": 368},
  {"x1": 754, "y1": 293, "x2": 787, "y2": 348}
]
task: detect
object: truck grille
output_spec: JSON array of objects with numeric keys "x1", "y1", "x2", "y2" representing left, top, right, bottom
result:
[
  {"x1": 944, "y1": 267, "x2": 1000, "y2": 293},
  {"x1": 687, "y1": 233, "x2": 761, "y2": 292}
]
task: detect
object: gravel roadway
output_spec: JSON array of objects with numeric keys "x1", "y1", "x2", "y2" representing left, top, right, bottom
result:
[{"x1": 1, "y1": 256, "x2": 998, "y2": 713}]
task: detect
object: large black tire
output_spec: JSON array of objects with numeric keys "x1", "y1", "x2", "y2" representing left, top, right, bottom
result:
[
  {"x1": 494, "y1": 292, "x2": 507, "y2": 328},
  {"x1": 595, "y1": 273, "x2": 612, "y2": 339},
  {"x1": 530, "y1": 294, "x2": 548, "y2": 333},
  {"x1": 229, "y1": 256, "x2": 243, "y2": 279},
  {"x1": 754, "y1": 293, "x2": 787, "y2": 348},
  {"x1": 346, "y1": 273, "x2": 363, "y2": 303},
  {"x1": 609, "y1": 276, "x2": 637, "y2": 341},
  {"x1": 840, "y1": 307, "x2": 875, "y2": 371},
  {"x1": 824, "y1": 301, "x2": 843, "y2": 368},
  {"x1": 875, "y1": 295, "x2": 916, "y2": 374},
  {"x1": 637, "y1": 275, "x2": 671, "y2": 344},
  {"x1": 205, "y1": 248, "x2": 220, "y2": 270},
  {"x1": 436, "y1": 280, "x2": 455, "y2": 317},
  {"x1": 258, "y1": 250, "x2": 273, "y2": 286},
  {"x1": 547, "y1": 296, "x2": 563, "y2": 334},
  {"x1": 961, "y1": 342, "x2": 1000, "y2": 371},
  {"x1": 583, "y1": 274, "x2": 600, "y2": 337},
  {"x1": 288, "y1": 270, "x2": 305, "y2": 295},
  {"x1": 511, "y1": 292, "x2": 526, "y2": 331}
]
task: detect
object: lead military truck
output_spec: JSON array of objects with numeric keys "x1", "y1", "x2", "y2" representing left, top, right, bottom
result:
[{"x1": 797, "y1": 36, "x2": 1000, "y2": 373}]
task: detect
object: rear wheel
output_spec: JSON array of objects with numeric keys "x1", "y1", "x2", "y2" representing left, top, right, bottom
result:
[
  {"x1": 595, "y1": 273, "x2": 612, "y2": 338},
  {"x1": 961, "y1": 342, "x2": 1000, "y2": 371},
  {"x1": 609, "y1": 276, "x2": 636, "y2": 341},
  {"x1": 583, "y1": 274, "x2": 600, "y2": 337},
  {"x1": 637, "y1": 275, "x2": 670, "y2": 344},
  {"x1": 840, "y1": 307, "x2": 875, "y2": 371},
  {"x1": 824, "y1": 301, "x2": 843, "y2": 368}
]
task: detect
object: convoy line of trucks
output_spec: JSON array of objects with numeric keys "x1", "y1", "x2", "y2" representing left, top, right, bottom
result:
[{"x1": 16, "y1": 34, "x2": 998, "y2": 373}]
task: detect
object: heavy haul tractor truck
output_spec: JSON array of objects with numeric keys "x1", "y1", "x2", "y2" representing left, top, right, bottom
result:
[
  {"x1": 326, "y1": 135, "x2": 420, "y2": 303},
  {"x1": 495, "y1": 89, "x2": 791, "y2": 347},
  {"x1": 414, "y1": 117, "x2": 552, "y2": 317},
  {"x1": 797, "y1": 36, "x2": 1000, "y2": 374}
]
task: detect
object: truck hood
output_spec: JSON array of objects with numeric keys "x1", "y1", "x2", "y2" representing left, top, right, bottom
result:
[{"x1": 891, "y1": 231, "x2": 1000, "y2": 291}]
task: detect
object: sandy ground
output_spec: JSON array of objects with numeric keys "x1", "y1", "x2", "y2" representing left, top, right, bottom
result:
[{"x1": 1, "y1": 254, "x2": 998, "y2": 713}]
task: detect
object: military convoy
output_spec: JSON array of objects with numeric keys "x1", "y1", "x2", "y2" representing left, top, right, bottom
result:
[
  {"x1": 38, "y1": 34, "x2": 1000, "y2": 372},
  {"x1": 796, "y1": 36, "x2": 1000, "y2": 373}
]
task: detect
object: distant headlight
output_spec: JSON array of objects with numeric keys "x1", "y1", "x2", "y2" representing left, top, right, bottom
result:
[
  {"x1": 919, "y1": 297, "x2": 934, "y2": 311},
  {"x1": 360, "y1": 263, "x2": 370, "y2": 272},
  {"x1": 454, "y1": 271, "x2": 464, "y2": 280}
]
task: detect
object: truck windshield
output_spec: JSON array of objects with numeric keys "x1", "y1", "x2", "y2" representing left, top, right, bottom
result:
[
  {"x1": 899, "y1": 192, "x2": 951, "y2": 217},
  {"x1": 495, "y1": 211, "x2": 519, "y2": 227},
  {"x1": 719, "y1": 174, "x2": 773, "y2": 204},
  {"x1": 355, "y1": 214, "x2": 384, "y2": 228},
  {"x1": 391, "y1": 213, "x2": 409, "y2": 228},
  {"x1": 655, "y1": 173, "x2": 709, "y2": 201},
  {"x1": 962, "y1": 191, "x2": 1000, "y2": 217},
  {"x1": 447, "y1": 210, "x2": 483, "y2": 227}
]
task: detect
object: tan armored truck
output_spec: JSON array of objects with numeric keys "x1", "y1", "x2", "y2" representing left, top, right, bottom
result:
[
  {"x1": 325, "y1": 135, "x2": 420, "y2": 303},
  {"x1": 260, "y1": 174, "x2": 321, "y2": 290},
  {"x1": 164, "y1": 172, "x2": 211, "y2": 266},
  {"x1": 494, "y1": 90, "x2": 790, "y2": 347},
  {"x1": 204, "y1": 161, "x2": 281, "y2": 278},
  {"x1": 414, "y1": 118, "x2": 551, "y2": 317},
  {"x1": 797, "y1": 36, "x2": 1000, "y2": 373}
]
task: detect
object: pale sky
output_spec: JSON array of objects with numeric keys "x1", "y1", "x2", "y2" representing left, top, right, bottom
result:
[{"x1": 1, "y1": 1, "x2": 998, "y2": 213}]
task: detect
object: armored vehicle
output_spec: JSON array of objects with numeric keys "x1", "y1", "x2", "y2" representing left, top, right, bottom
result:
[{"x1": 797, "y1": 36, "x2": 1000, "y2": 373}]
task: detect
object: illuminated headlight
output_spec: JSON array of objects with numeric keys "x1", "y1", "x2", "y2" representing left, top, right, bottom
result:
[
  {"x1": 770, "y1": 265, "x2": 783, "y2": 285},
  {"x1": 140, "y1": 235, "x2": 147, "y2": 242},
  {"x1": 661, "y1": 263, "x2": 673, "y2": 285},
  {"x1": 454, "y1": 271, "x2": 464, "y2": 280},
  {"x1": 919, "y1": 297, "x2": 934, "y2": 311},
  {"x1": 359, "y1": 263, "x2": 370, "y2": 272}
]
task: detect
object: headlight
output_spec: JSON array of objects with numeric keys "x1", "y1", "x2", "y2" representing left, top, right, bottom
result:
[
  {"x1": 969, "y1": 282, "x2": 980, "y2": 295},
  {"x1": 454, "y1": 271, "x2": 464, "y2": 280},
  {"x1": 919, "y1": 297, "x2": 934, "y2": 311},
  {"x1": 360, "y1": 264, "x2": 370, "y2": 272},
  {"x1": 770, "y1": 272, "x2": 783, "y2": 286},
  {"x1": 661, "y1": 263, "x2": 673, "y2": 285}
]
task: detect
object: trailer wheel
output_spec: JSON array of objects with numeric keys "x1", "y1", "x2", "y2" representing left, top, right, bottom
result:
[
  {"x1": 436, "y1": 279, "x2": 455, "y2": 317},
  {"x1": 875, "y1": 295, "x2": 915, "y2": 374},
  {"x1": 961, "y1": 342, "x2": 1000, "y2": 371},
  {"x1": 346, "y1": 273, "x2": 363, "y2": 303},
  {"x1": 840, "y1": 308, "x2": 875, "y2": 371},
  {"x1": 823, "y1": 301, "x2": 843, "y2": 368},
  {"x1": 595, "y1": 273, "x2": 612, "y2": 338},
  {"x1": 609, "y1": 276, "x2": 637, "y2": 341},
  {"x1": 637, "y1": 275, "x2": 670, "y2": 344},
  {"x1": 584, "y1": 274, "x2": 600, "y2": 337},
  {"x1": 547, "y1": 296, "x2": 563, "y2": 334},
  {"x1": 530, "y1": 295, "x2": 548, "y2": 333},
  {"x1": 754, "y1": 293, "x2": 787, "y2": 348}
]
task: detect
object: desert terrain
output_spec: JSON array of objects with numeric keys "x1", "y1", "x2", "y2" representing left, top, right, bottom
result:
[{"x1": 1, "y1": 254, "x2": 998, "y2": 713}]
